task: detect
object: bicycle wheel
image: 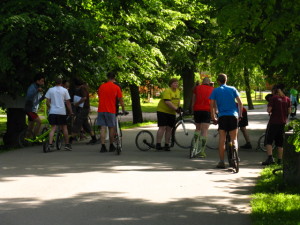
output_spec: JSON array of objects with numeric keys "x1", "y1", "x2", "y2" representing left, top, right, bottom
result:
[
  {"x1": 232, "y1": 147, "x2": 239, "y2": 173},
  {"x1": 116, "y1": 134, "x2": 122, "y2": 155},
  {"x1": 55, "y1": 130, "x2": 63, "y2": 150},
  {"x1": 206, "y1": 130, "x2": 219, "y2": 150},
  {"x1": 43, "y1": 141, "x2": 50, "y2": 153},
  {"x1": 174, "y1": 120, "x2": 196, "y2": 149},
  {"x1": 226, "y1": 142, "x2": 232, "y2": 167},
  {"x1": 18, "y1": 129, "x2": 34, "y2": 148},
  {"x1": 135, "y1": 130, "x2": 154, "y2": 151},
  {"x1": 256, "y1": 134, "x2": 267, "y2": 152}
]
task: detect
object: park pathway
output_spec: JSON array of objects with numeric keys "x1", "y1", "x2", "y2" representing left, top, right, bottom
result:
[{"x1": 0, "y1": 105, "x2": 273, "y2": 225}]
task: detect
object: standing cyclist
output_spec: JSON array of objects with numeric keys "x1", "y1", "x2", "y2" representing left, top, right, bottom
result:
[
  {"x1": 209, "y1": 73, "x2": 243, "y2": 169},
  {"x1": 192, "y1": 77, "x2": 214, "y2": 157}
]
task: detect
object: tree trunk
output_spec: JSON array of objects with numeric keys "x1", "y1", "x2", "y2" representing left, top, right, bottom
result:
[
  {"x1": 283, "y1": 132, "x2": 300, "y2": 187},
  {"x1": 129, "y1": 84, "x2": 143, "y2": 124},
  {"x1": 181, "y1": 67, "x2": 195, "y2": 112},
  {"x1": 243, "y1": 67, "x2": 254, "y2": 110},
  {"x1": 3, "y1": 108, "x2": 26, "y2": 147}
]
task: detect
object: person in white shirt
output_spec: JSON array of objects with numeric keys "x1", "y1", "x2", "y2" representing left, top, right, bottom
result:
[{"x1": 45, "y1": 78, "x2": 73, "y2": 150}]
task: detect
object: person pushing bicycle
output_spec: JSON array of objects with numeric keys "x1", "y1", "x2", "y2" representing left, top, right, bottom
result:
[{"x1": 209, "y1": 73, "x2": 243, "y2": 169}]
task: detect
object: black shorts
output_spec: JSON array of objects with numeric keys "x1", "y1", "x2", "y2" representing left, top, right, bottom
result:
[
  {"x1": 157, "y1": 111, "x2": 176, "y2": 127},
  {"x1": 48, "y1": 114, "x2": 68, "y2": 126},
  {"x1": 194, "y1": 111, "x2": 211, "y2": 123},
  {"x1": 73, "y1": 108, "x2": 92, "y2": 133},
  {"x1": 265, "y1": 124, "x2": 285, "y2": 147},
  {"x1": 218, "y1": 116, "x2": 238, "y2": 132},
  {"x1": 238, "y1": 111, "x2": 248, "y2": 127}
]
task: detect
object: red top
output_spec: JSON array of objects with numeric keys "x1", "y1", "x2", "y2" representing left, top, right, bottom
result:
[
  {"x1": 193, "y1": 84, "x2": 214, "y2": 111},
  {"x1": 268, "y1": 95, "x2": 291, "y2": 124},
  {"x1": 97, "y1": 81, "x2": 122, "y2": 113}
]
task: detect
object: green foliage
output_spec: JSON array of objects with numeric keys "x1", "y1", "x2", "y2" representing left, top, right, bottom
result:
[
  {"x1": 286, "y1": 119, "x2": 300, "y2": 152},
  {"x1": 251, "y1": 166, "x2": 300, "y2": 225}
]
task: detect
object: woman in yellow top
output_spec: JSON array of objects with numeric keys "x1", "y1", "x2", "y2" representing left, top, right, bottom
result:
[{"x1": 156, "y1": 78, "x2": 181, "y2": 151}]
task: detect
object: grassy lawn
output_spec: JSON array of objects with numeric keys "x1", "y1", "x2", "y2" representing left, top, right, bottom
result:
[{"x1": 251, "y1": 165, "x2": 300, "y2": 225}]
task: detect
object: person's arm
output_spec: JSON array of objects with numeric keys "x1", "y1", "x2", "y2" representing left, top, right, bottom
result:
[
  {"x1": 65, "y1": 100, "x2": 73, "y2": 115},
  {"x1": 236, "y1": 96, "x2": 243, "y2": 119},
  {"x1": 118, "y1": 97, "x2": 126, "y2": 113},
  {"x1": 210, "y1": 99, "x2": 217, "y2": 124},
  {"x1": 191, "y1": 93, "x2": 196, "y2": 113},
  {"x1": 164, "y1": 100, "x2": 178, "y2": 111},
  {"x1": 46, "y1": 98, "x2": 51, "y2": 110}
]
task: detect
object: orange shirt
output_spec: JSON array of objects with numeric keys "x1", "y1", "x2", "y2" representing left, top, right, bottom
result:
[
  {"x1": 193, "y1": 84, "x2": 214, "y2": 111},
  {"x1": 97, "y1": 81, "x2": 122, "y2": 113}
]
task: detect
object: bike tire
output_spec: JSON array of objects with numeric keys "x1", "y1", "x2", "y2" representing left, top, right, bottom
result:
[
  {"x1": 135, "y1": 130, "x2": 154, "y2": 151},
  {"x1": 206, "y1": 130, "x2": 219, "y2": 150},
  {"x1": 56, "y1": 131, "x2": 63, "y2": 150},
  {"x1": 232, "y1": 147, "x2": 239, "y2": 173},
  {"x1": 174, "y1": 120, "x2": 196, "y2": 149},
  {"x1": 18, "y1": 129, "x2": 34, "y2": 148},
  {"x1": 226, "y1": 143, "x2": 232, "y2": 167},
  {"x1": 256, "y1": 133, "x2": 275, "y2": 152},
  {"x1": 43, "y1": 141, "x2": 50, "y2": 153},
  {"x1": 116, "y1": 135, "x2": 122, "y2": 155}
]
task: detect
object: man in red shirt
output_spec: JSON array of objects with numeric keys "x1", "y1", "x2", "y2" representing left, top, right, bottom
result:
[
  {"x1": 192, "y1": 77, "x2": 214, "y2": 157},
  {"x1": 97, "y1": 72, "x2": 126, "y2": 153}
]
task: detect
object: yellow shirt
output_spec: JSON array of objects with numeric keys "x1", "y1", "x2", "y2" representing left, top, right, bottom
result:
[{"x1": 157, "y1": 88, "x2": 180, "y2": 115}]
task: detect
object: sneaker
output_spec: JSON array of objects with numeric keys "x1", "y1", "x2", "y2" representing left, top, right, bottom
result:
[
  {"x1": 86, "y1": 139, "x2": 97, "y2": 145},
  {"x1": 100, "y1": 145, "x2": 107, "y2": 153},
  {"x1": 64, "y1": 144, "x2": 72, "y2": 151},
  {"x1": 197, "y1": 151, "x2": 206, "y2": 158},
  {"x1": 261, "y1": 157, "x2": 275, "y2": 166},
  {"x1": 109, "y1": 144, "x2": 116, "y2": 152},
  {"x1": 216, "y1": 161, "x2": 226, "y2": 169},
  {"x1": 156, "y1": 143, "x2": 163, "y2": 151},
  {"x1": 240, "y1": 142, "x2": 252, "y2": 149},
  {"x1": 164, "y1": 144, "x2": 171, "y2": 151}
]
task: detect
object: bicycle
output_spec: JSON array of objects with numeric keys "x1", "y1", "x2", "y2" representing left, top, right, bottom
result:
[
  {"x1": 135, "y1": 108, "x2": 195, "y2": 151},
  {"x1": 114, "y1": 111, "x2": 129, "y2": 155},
  {"x1": 256, "y1": 133, "x2": 275, "y2": 152},
  {"x1": 42, "y1": 127, "x2": 64, "y2": 153},
  {"x1": 225, "y1": 132, "x2": 239, "y2": 173}
]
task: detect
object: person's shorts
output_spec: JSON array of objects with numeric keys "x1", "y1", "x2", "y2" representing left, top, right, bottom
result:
[
  {"x1": 26, "y1": 112, "x2": 39, "y2": 122},
  {"x1": 48, "y1": 114, "x2": 68, "y2": 126},
  {"x1": 157, "y1": 111, "x2": 176, "y2": 127},
  {"x1": 96, "y1": 112, "x2": 116, "y2": 127},
  {"x1": 265, "y1": 124, "x2": 285, "y2": 147},
  {"x1": 218, "y1": 116, "x2": 238, "y2": 132},
  {"x1": 194, "y1": 110, "x2": 211, "y2": 123},
  {"x1": 238, "y1": 111, "x2": 248, "y2": 127},
  {"x1": 73, "y1": 108, "x2": 92, "y2": 133}
]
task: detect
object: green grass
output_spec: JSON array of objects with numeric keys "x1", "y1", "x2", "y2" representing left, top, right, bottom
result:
[{"x1": 251, "y1": 165, "x2": 300, "y2": 225}]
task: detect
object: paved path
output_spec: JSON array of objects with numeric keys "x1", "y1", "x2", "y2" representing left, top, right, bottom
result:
[{"x1": 0, "y1": 105, "x2": 273, "y2": 225}]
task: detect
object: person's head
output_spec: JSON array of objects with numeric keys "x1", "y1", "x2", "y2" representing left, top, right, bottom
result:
[
  {"x1": 202, "y1": 77, "x2": 211, "y2": 85},
  {"x1": 74, "y1": 78, "x2": 84, "y2": 86},
  {"x1": 217, "y1": 73, "x2": 227, "y2": 85},
  {"x1": 169, "y1": 78, "x2": 179, "y2": 89},
  {"x1": 272, "y1": 84, "x2": 285, "y2": 97},
  {"x1": 62, "y1": 80, "x2": 70, "y2": 89},
  {"x1": 107, "y1": 71, "x2": 117, "y2": 80},
  {"x1": 55, "y1": 77, "x2": 63, "y2": 86},
  {"x1": 34, "y1": 74, "x2": 45, "y2": 86}
]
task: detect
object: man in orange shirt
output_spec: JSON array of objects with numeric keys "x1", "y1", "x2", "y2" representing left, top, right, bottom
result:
[{"x1": 97, "y1": 72, "x2": 126, "y2": 153}]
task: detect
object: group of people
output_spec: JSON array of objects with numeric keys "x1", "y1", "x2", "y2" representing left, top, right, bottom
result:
[
  {"x1": 24, "y1": 72, "x2": 295, "y2": 168},
  {"x1": 24, "y1": 72, "x2": 126, "y2": 152},
  {"x1": 156, "y1": 73, "x2": 294, "y2": 169}
]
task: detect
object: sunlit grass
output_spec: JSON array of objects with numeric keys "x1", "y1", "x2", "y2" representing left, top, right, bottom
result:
[{"x1": 251, "y1": 165, "x2": 300, "y2": 225}]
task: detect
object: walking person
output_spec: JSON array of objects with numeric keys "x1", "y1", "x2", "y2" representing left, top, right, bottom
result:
[
  {"x1": 69, "y1": 79, "x2": 97, "y2": 145},
  {"x1": 239, "y1": 106, "x2": 252, "y2": 149},
  {"x1": 191, "y1": 77, "x2": 214, "y2": 157},
  {"x1": 24, "y1": 74, "x2": 45, "y2": 137},
  {"x1": 45, "y1": 78, "x2": 73, "y2": 151},
  {"x1": 97, "y1": 71, "x2": 126, "y2": 153},
  {"x1": 210, "y1": 73, "x2": 243, "y2": 169},
  {"x1": 156, "y1": 78, "x2": 181, "y2": 151},
  {"x1": 262, "y1": 85, "x2": 291, "y2": 165}
]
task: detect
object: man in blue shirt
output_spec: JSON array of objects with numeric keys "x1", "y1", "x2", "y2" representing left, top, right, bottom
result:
[
  {"x1": 24, "y1": 74, "x2": 45, "y2": 137},
  {"x1": 209, "y1": 73, "x2": 243, "y2": 169}
]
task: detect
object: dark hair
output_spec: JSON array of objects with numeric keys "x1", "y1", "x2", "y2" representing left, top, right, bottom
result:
[
  {"x1": 107, "y1": 71, "x2": 117, "y2": 79},
  {"x1": 74, "y1": 78, "x2": 84, "y2": 86},
  {"x1": 34, "y1": 74, "x2": 45, "y2": 82},
  {"x1": 217, "y1": 73, "x2": 227, "y2": 84},
  {"x1": 169, "y1": 78, "x2": 179, "y2": 87},
  {"x1": 55, "y1": 78, "x2": 63, "y2": 85}
]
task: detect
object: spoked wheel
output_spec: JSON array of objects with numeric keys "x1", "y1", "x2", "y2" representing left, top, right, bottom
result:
[
  {"x1": 231, "y1": 147, "x2": 239, "y2": 173},
  {"x1": 206, "y1": 130, "x2": 219, "y2": 150},
  {"x1": 18, "y1": 129, "x2": 34, "y2": 148},
  {"x1": 56, "y1": 131, "x2": 63, "y2": 150},
  {"x1": 116, "y1": 136, "x2": 122, "y2": 155},
  {"x1": 174, "y1": 120, "x2": 196, "y2": 149},
  {"x1": 135, "y1": 130, "x2": 154, "y2": 151},
  {"x1": 256, "y1": 133, "x2": 275, "y2": 152}
]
